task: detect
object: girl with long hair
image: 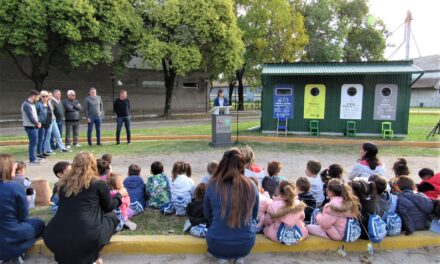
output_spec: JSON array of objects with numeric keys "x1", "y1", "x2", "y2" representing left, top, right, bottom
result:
[
  {"x1": 307, "y1": 179, "x2": 361, "y2": 241},
  {"x1": 204, "y1": 148, "x2": 259, "y2": 263},
  {"x1": 348, "y1": 143, "x2": 386, "y2": 181},
  {"x1": 351, "y1": 180, "x2": 379, "y2": 240},
  {"x1": 43, "y1": 152, "x2": 122, "y2": 264},
  {"x1": 263, "y1": 181, "x2": 308, "y2": 243}
]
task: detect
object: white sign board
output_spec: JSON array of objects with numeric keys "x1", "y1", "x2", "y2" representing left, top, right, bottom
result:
[
  {"x1": 340, "y1": 84, "x2": 363, "y2": 120},
  {"x1": 373, "y1": 84, "x2": 398, "y2": 120}
]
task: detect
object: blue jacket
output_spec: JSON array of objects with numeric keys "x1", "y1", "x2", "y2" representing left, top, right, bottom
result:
[
  {"x1": 203, "y1": 181, "x2": 259, "y2": 259},
  {"x1": 0, "y1": 182, "x2": 36, "y2": 260},
  {"x1": 213, "y1": 97, "x2": 228, "y2": 107},
  {"x1": 397, "y1": 190, "x2": 433, "y2": 235},
  {"x1": 123, "y1": 175, "x2": 146, "y2": 207},
  {"x1": 35, "y1": 101, "x2": 50, "y2": 125}
]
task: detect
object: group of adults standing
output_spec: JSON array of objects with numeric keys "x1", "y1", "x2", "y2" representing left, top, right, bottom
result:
[{"x1": 21, "y1": 88, "x2": 132, "y2": 164}]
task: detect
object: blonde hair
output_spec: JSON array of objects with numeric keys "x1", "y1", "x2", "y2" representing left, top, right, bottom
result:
[
  {"x1": 58, "y1": 152, "x2": 99, "y2": 197},
  {"x1": 108, "y1": 173, "x2": 123, "y2": 190},
  {"x1": 270, "y1": 181, "x2": 305, "y2": 219},
  {"x1": 0, "y1": 154, "x2": 15, "y2": 182},
  {"x1": 327, "y1": 178, "x2": 361, "y2": 219},
  {"x1": 240, "y1": 146, "x2": 256, "y2": 167}
]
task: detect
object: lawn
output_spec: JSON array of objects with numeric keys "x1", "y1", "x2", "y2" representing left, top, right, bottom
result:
[{"x1": 29, "y1": 206, "x2": 186, "y2": 235}]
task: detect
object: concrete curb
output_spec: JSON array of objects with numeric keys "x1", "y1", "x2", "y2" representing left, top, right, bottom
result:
[
  {"x1": 29, "y1": 232, "x2": 440, "y2": 256},
  {"x1": 1, "y1": 135, "x2": 439, "y2": 148}
]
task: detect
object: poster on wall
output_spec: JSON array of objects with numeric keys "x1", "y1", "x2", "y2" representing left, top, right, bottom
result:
[
  {"x1": 273, "y1": 84, "x2": 294, "y2": 119},
  {"x1": 304, "y1": 84, "x2": 326, "y2": 119},
  {"x1": 373, "y1": 84, "x2": 398, "y2": 120},
  {"x1": 340, "y1": 84, "x2": 363, "y2": 120}
]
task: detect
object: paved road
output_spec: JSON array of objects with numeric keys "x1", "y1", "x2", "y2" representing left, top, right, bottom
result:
[{"x1": 0, "y1": 114, "x2": 260, "y2": 137}]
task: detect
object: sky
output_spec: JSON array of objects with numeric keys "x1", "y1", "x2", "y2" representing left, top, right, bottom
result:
[{"x1": 368, "y1": 0, "x2": 440, "y2": 60}]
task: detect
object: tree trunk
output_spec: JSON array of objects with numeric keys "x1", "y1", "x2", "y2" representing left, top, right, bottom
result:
[
  {"x1": 162, "y1": 58, "x2": 177, "y2": 119},
  {"x1": 228, "y1": 80, "x2": 236, "y2": 106},
  {"x1": 236, "y1": 67, "x2": 245, "y2": 111},
  {"x1": 6, "y1": 51, "x2": 48, "y2": 92}
]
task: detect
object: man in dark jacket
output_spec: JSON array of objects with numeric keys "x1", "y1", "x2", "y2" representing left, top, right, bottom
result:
[
  {"x1": 397, "y1": 176, "x2": 433, "y2": 235},
  {"x1": 50, "y1": 89, "x2": 64, "y2": 150},
  {"x1": 113, "y1": 89, "x2": 131, "y2": 145},
  {"x1": 63, "y1": 90, "x2": 82, "y2": 148},
  {"x1": 21, "y1": 90, "x2": 42, "y2": 164}
]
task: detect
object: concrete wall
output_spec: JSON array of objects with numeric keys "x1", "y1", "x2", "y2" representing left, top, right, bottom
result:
[
  {"x1": 410, "y1": 89, "x2": 440, "y2": 107},
  {"x1": 0, "y1": 56, "x2": 210, "y2": 120}
]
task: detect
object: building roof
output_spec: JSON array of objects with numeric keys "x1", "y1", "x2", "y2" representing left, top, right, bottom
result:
[
  {"x1": 262, "y1": 61, "x2": 423, "y2": 76},
  {"x1": 411, "y1": 78, "x2": 440, "y2": 89},
  {"x1": 412, "y1": 54, "x2": 440, "y2": 72}
]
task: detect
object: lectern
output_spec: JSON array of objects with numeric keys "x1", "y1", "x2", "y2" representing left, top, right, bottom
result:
[{"x1": 209, "y1": 106, "x2": 232, "y2": 147}]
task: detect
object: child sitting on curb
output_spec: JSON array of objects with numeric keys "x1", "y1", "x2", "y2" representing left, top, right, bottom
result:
[
  {"x1": 200, "y1": 161, "x2": 218, "y2": 184},
  {"x1": 123, "y1": 164, "x2": 147, "y2": 214},
  {"x1": 249, "y1": 177, "x2": 272, "y2": 233},
  {"x1": 262, "y1": 161, "x2": 285, "y2": 198},
  {"x1": 389, "y1": 158, "x2": 410, "y2": 195},
  {"x1": 108, "y1": 173, "x2": 137, "y2": 231},
  {"x1": 241, "y1": 146, "x2": 266, "y2": 184},
  {"x1": 146, "y1": 161, "x2": 171, "y2": 209},
  {"x1": 50, "y1": 161, "x2": 71, "y2": 215},
  {"x1": 417, "y1": 168, "x2": 440, "y2": 200},
  {"x1": 307, "y1": 179, "x2": 361, "y2": 241},
  {"x1": 13, "y1": 161, "x2": 36, "y2": 209},
  {"x1": 320, "y1": 164, "x2": 344, "y2": 205},
  {"x1": 396, "y1": 176, "x2": 433, "y2": 235},
  {"x1": 296, "y1": 177, "x2": 316, "y2": 224},
  {"x1": 305, "y1": 160, "x2": 325, "y2": 207},
  {"x1": 369, "y1": 174, "x2": 398, "y2": 217},
  {"x1": 185, "y1": 183, "x2": 208, "y2": 238},
  {"x1": 97, "y1": 159, "x2": 111, "y2": 181},
  {"x1": 263, "y1": 181, "x2": 308, "y2": 244}
]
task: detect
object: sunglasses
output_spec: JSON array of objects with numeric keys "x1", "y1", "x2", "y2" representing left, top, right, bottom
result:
[{"x1": 41, "y1": 95, "x2": 48, "y2": 98}]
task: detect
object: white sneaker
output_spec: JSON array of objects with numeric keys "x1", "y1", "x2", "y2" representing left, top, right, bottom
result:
[
  {"x1": 66, "y1": 145, "x2": 71, "y2": 149},
  {"x1": 124, "y1": 219, "x2": 137, "y2": 231},
  {"x1": 73, "y1": 144, "x2": 81, "y2": 147},
  {"x1": 183, "y1": 219, "x2": 192, "y2": 233}
]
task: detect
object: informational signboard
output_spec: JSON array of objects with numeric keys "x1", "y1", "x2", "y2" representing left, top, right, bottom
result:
[
  {"x1": 215, "y1": 115, "x2": 232, "y2": 134},
  {"x1": 273, "y1": 84, "x2": 294, "y2": 119},
  {"x1": 340, "y1": 84, "x2": 363, "y2": 120},
  {"x1": 304, "y1": 84, "x2": 326, "y2": 119},
  {"x1": 373, "y1": 84, "x2": 398, "y2": 120}
]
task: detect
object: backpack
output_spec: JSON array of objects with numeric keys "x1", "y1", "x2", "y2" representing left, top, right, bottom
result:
[
  {"x1": 382, "y1": 211, "x2": 402, "y2": 236},
  {"x1": 343, "y1": 218, "x2": 362, "y2": 242},
  {"x1": 310, "y1": 208, "x2": 321, "y2": 225},
  {"x1": 262, "y1": 176, "x2": 279, "y2": 198},
  {"x1": 367, "y1": 213, "x2": 387, "y2": 243},
  {"x1": 276, "y1": 223, "x2": 303, "y2": 245}
]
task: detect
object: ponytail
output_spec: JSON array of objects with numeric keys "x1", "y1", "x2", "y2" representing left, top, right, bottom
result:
[
  {"x1": 270, "y1": 181, "x2": 305, "y2": 219},
  {"x1": 327, "y1": 179, "x2": 361, "y2": 220},
  {"x1": 320, "y1": 164, "x2": 343, "y2": 184},
  {"x1": 185, "y1": 162, "x2": 192, "y2": 177}
]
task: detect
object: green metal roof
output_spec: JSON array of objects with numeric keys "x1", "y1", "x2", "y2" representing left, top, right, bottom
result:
[{"x1": 262, "y1": 61, "x2": 423, "y2": 75}]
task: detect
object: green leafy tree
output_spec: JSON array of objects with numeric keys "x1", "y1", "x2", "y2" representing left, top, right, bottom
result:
[
  {"x1": 234, "y1": 0, "x2": 308, "y2": 110},
  {"x1": 0, "y1": 0, "x2": 141, "y2": 90},
  {"x1": 136, "y1": 0, "x2": 243, "y2": 117},
  {"x1": 302, "y1": 0, "x2": 386, "y2": 62}
]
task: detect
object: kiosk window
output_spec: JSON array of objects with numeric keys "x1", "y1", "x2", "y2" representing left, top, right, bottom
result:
[
  {"x1": 276, "y1": 88, "x2": 292, "y2": 95},
  {"x1": 347, "y1": 87, "x2": 357, "y2": 96},
  {"x1": 311, "y1": 87, "x2": 320, "y2": 96},
  {"x1": 381, "y1": 87, "x2": 392, "y2": 97}
]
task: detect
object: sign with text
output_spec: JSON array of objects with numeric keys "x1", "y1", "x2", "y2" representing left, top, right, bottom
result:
[
  {"x1": 373, "y1": 84, "x2": 398, "y2": 120},
  {"x1": 215, "y1": 115, "x2": 232, "y2": 134},
  {"x1": 340, "y1": 84, "x2": 363, "y2": 120},
  {"x1": 273, "y1": 84, "x2": 294, "y2": 119},
  {"x1": 304, "y1": 84, "x2": 326, "y2": 119}
]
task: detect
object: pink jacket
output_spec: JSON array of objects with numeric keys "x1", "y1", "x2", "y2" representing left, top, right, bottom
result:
[
  {"x1": 110, "y1": 190, "x2": 131, "y2": 220},
  {"x1": 256, "y1": 191, "x2": 272, "y2": 228},
  {"x1": 263, "y1": 197, "x2": 308, "y2": 242},
  {"x1": 316, "y1": 196, "x2": 354, "y2": 241}
]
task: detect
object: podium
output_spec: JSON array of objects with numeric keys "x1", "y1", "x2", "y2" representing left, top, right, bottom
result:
[{"x1": 209, "y1": 106, "x2": 233, "y2": 147}]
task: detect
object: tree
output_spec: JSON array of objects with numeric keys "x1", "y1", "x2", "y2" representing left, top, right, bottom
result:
[
  {"x1": 0, "y1": 0, "x2": 141, "y2": 90},
  {"x1": 234, "y1": 0, "x2": 308, "y2": 110},
  {"x1": 302, "y1": 0, "x2": 387, "y2": 62},
  {"x1": 135, "y1": 0, "x2": 243, "y2": 117}
]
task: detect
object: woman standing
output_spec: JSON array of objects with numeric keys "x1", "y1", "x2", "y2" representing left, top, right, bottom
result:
[
  {"x1": 204, "y1": 148, "x2": 259, "y2": 263},
  {"x1": 36, "y1": 90, "x2": 53, "y2": 158},
  {"x1": 0, "y1": 154, "x2": 45, "y2": 263},
  {"x1": 348, "y1": 142, "x2": 386, "y2": 181},
  {"x1": 213, "y1": 89, "x2": 229, "y2": 107},
  {"x1": 43, "y1": 152, "x2": 121, "y2": 264}
]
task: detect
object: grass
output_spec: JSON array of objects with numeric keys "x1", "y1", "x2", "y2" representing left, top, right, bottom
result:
[{"x1": 29, "y1": 206, "x2": 186, "y2": 235}]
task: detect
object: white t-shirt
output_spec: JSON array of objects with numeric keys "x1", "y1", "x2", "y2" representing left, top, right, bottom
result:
[
  {"x1": 308, "y1": 175, "x2": 325, "y2": 206},
  {"x1": 219, "y1": 98, "x2": 225, "y2": 106}
]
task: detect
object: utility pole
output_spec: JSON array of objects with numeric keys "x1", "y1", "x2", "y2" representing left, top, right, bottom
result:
[{"x1": 404, "y1": 11, "x2": 412, "y2": 60}]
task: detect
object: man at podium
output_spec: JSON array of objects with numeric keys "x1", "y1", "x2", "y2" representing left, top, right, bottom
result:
[{"x1": 213, "y1": 89, "x2": 228, "y2": 107}]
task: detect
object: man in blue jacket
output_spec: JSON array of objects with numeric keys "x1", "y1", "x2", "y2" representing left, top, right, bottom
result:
[{"x1": 21, "y1": 90, "x2": 42, "y2": 164}]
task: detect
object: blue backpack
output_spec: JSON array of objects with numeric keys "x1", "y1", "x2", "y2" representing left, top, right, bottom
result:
[
  {"x1": 277, "y1": 223, "x2": 303, "y2": 245},
  {"x1": 368, "y1": 213, "x2": 387, "y2": 243},
  {"x1": 310, "y1": 208, "x2": 321, "y2": 225},
  {"x1": 344, "y1": 218, "x2": 362, "y2": 242},
  {"x1": 382, "y1": 211, "x2": 402, "y2": 236}
]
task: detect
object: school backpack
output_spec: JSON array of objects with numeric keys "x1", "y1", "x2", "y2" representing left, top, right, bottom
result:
[
  {"x1": 382, "y1": 211, "x2": 402, "y2": 236},
  {"x1": 262, "y1": 176, "x2": 279, "y2": 198},
  {"x1": 277, "y1": 223, "x2": 304, "y2": 245},
  {"x1": 310, "y1": 208, "x2": 321, "y2": 225},
  {"x1": 367, "y1": 213, "x2": 387, "y2": 243},
  {"x1": 343, "y1": 218, "x2": 362, "y2": 243}
]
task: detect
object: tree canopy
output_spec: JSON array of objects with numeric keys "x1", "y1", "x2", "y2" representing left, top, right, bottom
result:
[{"x1": 0, "y1": 0, "x2": 141, "y2": 90}]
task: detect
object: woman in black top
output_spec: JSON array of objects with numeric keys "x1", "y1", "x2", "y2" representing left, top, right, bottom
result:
[{"x1": 43, "y1": 152, "x2": 121, "y2": 264}]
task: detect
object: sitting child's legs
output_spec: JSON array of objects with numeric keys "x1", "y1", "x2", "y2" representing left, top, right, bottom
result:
[{"x1": 306, "y1": 224, "x2": 330, "y2": 239}]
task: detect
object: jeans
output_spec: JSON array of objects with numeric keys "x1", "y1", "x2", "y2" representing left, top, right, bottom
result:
[
  {"x1": 37, "y1": 125, "x2": 52, "y2": 154},
  {"x1": 87, "y1": 116, "x2": 101, "y2": 145},
  {"x1": 24, "y1": 127, "x2": 38, "y2": 162},
  {"x1": 65, "y1": 121, "x2": 79, "y2": 146},
  {"x1": 50, "y1": 120, "x2": 66, "y2": 150},
  {"x1": 116, "y1": 116, "x2": 131, "y2": 144},
  {"x1": 26, "y1": 218, "x2": 46, "y2": 238},
  {"x1": 51, "y1": 121, "x2": 63, "y2": 149}
]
